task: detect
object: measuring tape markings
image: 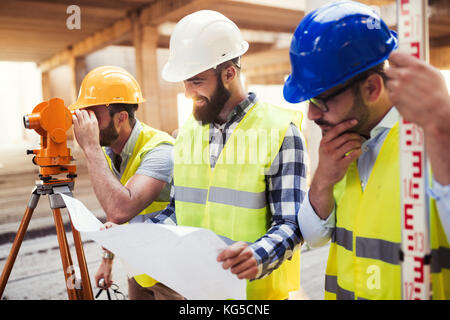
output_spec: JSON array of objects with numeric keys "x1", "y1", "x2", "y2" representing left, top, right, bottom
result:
[{"x1": 397, "y1": 0, "x2": 431, "y2": 300}]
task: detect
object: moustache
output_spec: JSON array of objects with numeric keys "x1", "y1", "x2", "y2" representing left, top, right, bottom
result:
[
  {"x1": 314, "y1": 119, "x2": 333, "y2": 127},
  {"x1": 193, "y1": 96, "x2": 208, "y2": 104}
]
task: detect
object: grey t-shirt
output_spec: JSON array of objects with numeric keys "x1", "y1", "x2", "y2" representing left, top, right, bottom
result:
[
  {"x1": 104, "y1": 120, "x2": 173, "y2": 204},
  {"x1": 135, "y1": 143, "x2": 173, "y2": 202}
]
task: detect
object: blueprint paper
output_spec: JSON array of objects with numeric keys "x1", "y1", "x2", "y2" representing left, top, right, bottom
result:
[{"x1": 60, "y1": 194, "x2": 246, "y2": 300}]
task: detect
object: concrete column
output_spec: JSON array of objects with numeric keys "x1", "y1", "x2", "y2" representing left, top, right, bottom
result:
[
  {"x1": 41, "y1": 71, "x2": 51, "y2": 101},
  {"x1": 133, "y1": 20, "x2": 163, "y2": 130}
]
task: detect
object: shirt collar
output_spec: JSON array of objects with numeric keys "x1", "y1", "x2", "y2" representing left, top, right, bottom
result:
[
  {"x1": 212, "y1": 92, "x2": 257, "y2": 128},
  {"x1": 360, "y1": 107, "x2": 399, "y2": 151},
  {"x1": 369, "y1": 107, "x2": 399, "y2": 140},
  {"x1": 225, "y1": 92, "x2": 257, "y2": 122}
]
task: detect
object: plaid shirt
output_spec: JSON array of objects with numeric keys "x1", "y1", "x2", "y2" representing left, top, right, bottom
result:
[{"x1": 149, "y1": 93, "x2": 307, "y2": 279}]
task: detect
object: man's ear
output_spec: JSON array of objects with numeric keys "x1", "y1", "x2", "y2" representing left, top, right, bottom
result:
[
  {"x1": 364, "y1": 73, "x2": 384, "y2": 103},
  {"x1": 115, "y1": 110, "x2": 129, "y2": 126},
  {"x1": 222, "y1": 65, "x2": 237, "y2": 84}
]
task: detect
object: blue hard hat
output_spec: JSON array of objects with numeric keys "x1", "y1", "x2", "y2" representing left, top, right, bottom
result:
[{"x1": 283, "y1": 0, "x2": 398, "y2": 103}]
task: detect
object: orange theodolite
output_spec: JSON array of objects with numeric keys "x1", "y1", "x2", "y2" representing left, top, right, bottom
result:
[
  {"x1": 23, "y1": 98, "x2": 77, "y2": 180},
  {"x1": 0, "y1": 98, "x2": 93, "y2": 300}
]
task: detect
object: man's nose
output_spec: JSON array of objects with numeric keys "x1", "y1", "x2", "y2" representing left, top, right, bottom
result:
[{"x1": 307, "y1": 101, "x2": 323, "y2": 121}]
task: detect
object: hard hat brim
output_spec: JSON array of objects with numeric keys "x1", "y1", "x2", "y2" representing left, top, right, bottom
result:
[{"x1": 68, "y1": 99, "x2": 146, "y2": 111}]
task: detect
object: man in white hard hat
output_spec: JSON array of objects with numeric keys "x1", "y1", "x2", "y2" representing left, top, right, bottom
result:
[{"x1": 148, "y1": 10, "x2": 309, "y2": 299}]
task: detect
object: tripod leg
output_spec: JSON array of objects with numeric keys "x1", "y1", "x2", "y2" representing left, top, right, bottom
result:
[
  {"x1": 0, "y1": 193, "x2": 40, "y2": 298},
  {"x1": 70, "y1": 219, "x2": 94, "y2": 300},
  {"x1": 52, "y1": 208, "x2": 78, "y2": 300}
]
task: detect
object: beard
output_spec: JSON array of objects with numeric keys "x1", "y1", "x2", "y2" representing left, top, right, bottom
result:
[
  {"x1": 192, "y1": 75, "x2": 231, "y2": 123},
  {"x1": 315, "y1": 91, "x2": 370, "y2": 136},
  {"x1": 99, "y1": 120, "x2": 119, "y2": 146},
  {"x1": 345, "y1": 92, "x2": 370, "y2": 134}
]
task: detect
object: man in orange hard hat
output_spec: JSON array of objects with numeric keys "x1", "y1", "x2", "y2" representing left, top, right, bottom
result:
[{"x1": 70, "y1": 66, "x2": 183, "y2": 300}]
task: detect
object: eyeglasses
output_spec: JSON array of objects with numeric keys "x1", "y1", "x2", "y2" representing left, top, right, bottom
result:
[{"x1": 309, "y1": 75, "x2": 369, "y2": 113}]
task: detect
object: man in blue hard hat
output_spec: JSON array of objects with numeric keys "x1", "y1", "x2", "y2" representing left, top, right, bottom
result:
[{"x1": 283, "y1": 1, "x2": 450, "y2": 299}]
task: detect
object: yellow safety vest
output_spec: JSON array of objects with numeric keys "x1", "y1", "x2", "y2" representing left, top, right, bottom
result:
[
  {"x1": 174, "y1": 102, "x2": 302, "y2": 300},
  {"x1": 325, "y1": 122, "x2": 450, "y2": 299},
  {"x1": 104, "y1": 122, "x2": 175, "y2": 288}
]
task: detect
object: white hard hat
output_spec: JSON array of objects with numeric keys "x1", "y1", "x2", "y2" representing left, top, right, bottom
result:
[{"x1": 162, "y1": 10, "x2": 249, "y2": 82}]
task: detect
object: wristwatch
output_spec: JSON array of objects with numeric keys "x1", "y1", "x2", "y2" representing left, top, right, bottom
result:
[{"x1": 101, "y1": 251, "x2": 115, "y2": 260}]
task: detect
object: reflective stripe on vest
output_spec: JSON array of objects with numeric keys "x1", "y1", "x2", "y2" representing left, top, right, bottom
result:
[
  {"x1": 334, "y1": 228, "x2": 450, "y2": 273},
  {"x1": 174, "y1": 186, "x2": 208, "y2": 204},
  {"x1": 356, "y1": 237, "x2": 400, "y2": 266},
  {"x1": 174, "y1": 102, "x2": 303, "y2": 300},
  {"x1": 333, "y1": 228, "x2": 401, "y2": 265},
  {"x1": 104, "y1": 122, "x2": 174, "y2": 288},
  {"x1": 326, "y1": 123, "x2": 450, "y2": 299},
  {"x1": 325, "y1": 275, "x2": 355, "y2": 300},
  {"x1": 129, "y1": 210, "x2": 164, "y2": 223},
  {"x1": 431, "y1": 247, "x2": 450, "y2": 273},
  {"x1": 333, "y1": 227, "x2": 353, "y2": 251},
  {"x1": 175, "y1": 185, "x2": 266, "y2": 209},
  {"x1": 325, "y1": 275, "x2": 372, "y2": 300}
]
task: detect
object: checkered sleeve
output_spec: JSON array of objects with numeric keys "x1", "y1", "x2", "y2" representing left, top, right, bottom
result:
[
  {"x1": 146, "y1": 183, "x2": 177, "y2": 225},
  {"x1": 249, "y1": 123, "x2": 306, "y2": 279}
]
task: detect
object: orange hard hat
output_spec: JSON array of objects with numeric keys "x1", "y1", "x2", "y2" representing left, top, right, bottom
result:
[{"x1": 69, "y1": 66, "x2": 145, "y2": 110}]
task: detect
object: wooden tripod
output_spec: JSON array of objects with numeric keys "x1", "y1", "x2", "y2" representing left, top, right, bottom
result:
[{"x1": 0, "y1": 179, "x2": 93, "y2": 300}]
